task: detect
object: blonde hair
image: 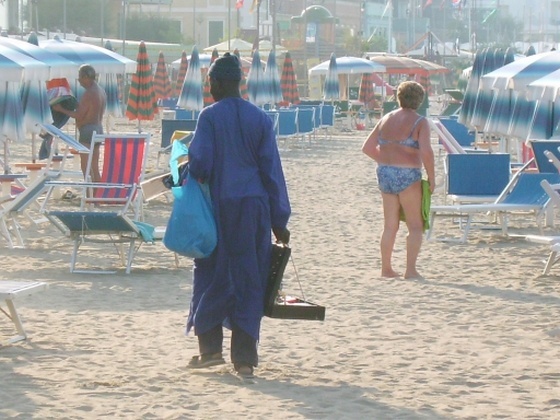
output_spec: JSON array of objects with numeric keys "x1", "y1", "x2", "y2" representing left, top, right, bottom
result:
[{"x1": 397, "y1": 81, "x2": 425, "y2": 110}]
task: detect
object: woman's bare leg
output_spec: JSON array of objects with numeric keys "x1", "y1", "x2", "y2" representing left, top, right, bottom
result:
[
  {"x1": 399, "y1": 181, "x2": 424, "y2": 279},
  {"x1": 380, "y1": 192, "x2": 401, "y2": 277}
]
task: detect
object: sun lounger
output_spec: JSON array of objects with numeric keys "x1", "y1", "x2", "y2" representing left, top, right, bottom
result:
[{"x1": 1, "y1": 280, "x2": 48, "y2": 344}]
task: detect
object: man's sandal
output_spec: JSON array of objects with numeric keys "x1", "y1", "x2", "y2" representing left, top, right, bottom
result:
[{"x1": 187, "y1": 353, "x2": 226, "y2": 369}]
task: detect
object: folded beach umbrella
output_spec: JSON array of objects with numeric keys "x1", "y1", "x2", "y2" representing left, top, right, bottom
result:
[
  {"x1": 247, "y1": 49, "x2": 267, "y2": 105},
  {"x1": 265, "y1": 52, "x2": 282, "y2": 105},
  {"x1": 21, "y1": 80, "x2": 52, "y2": 135},
  {"x1": 323, "y1": 53, "x2": 339, "y2": 101},
  {"x1": 154, "y1": 51, "x2": 172, "y2": 101},
  {"x1": 0, "y1": 81, "x2": 25, "y2": 172},
  {"x1": 203, "y1": 48, "x2": 219, "y2": 107},
  {"x1": 174, "y1": 50, "x2": 188, "y2": 98},
  {"x1": 280, "y1": 51, "x2": 299, "y2": 105},
  {"x1": 177, "y1": 46, "x2": 203, "y2": 111},
  {"x1": 101, "y1": 73, "x2": 123, "y2": 118},
  {"x1": 480, "y1": 50, "x2": 560, "y2": 138},
  {"x1": 358, "y1": 72, "x2": 376, "y2": 110},
  {"x1": 125, "y1": 41, "x2": 158, "y2": 131}
]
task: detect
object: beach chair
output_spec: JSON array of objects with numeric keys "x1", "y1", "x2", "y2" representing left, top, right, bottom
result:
[
  {"x1": 41, "y1": 133, "x2": 154, "y2": 273},
  {"x1": 430, "y1": 117, "x2": 477, "y2": 154},
  {"x1": 44, "y1": 189, "x2": 157, "y2": 274},
  {"x1": 319, "y1": 104, "x2": 335, "y2": 139},
  {"x1": 296, "y1": 107, "x2": 315, "y2": 143},
  {"x1": 1, "y1": 280, "x2": 49, "y2": 344},
  {"x1": 529, "y1": 140, "x2": 560, "y2": 173},
  {"x1": 525, "y1": 179, "x2": 560, "y2": 274},
  {"x1": 157, "y1": 118, "x2": 197, "y2": 168},
  {"x1": 426, "y1": 172, "x2": 560, "y2": 243},
  {"x1": 444, "y1": 153, "x2": 511, "y2": 205},
  {"x1": 277, "y1": 108, "x2": 298, "y2": 144}
]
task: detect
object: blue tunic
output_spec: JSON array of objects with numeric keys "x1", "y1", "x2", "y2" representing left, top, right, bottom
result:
[{"x1": 186, "y1": 97, "x2": 291, "y2": 341}]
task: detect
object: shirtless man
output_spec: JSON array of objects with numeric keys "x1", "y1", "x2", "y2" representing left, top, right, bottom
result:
[{"x1": 53, "y1": 64, "x2": 107, "y2": 182}]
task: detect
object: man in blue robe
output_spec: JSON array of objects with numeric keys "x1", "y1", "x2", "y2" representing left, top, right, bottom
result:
[{"x1": 186, "y1": 53, "x2": 291, "y2": 378}]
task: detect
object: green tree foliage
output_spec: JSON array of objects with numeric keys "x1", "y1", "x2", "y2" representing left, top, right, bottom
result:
[
  {"x1": 35, "y1": 0, "x2": 181, "y2": 43},
  {"x1": 36, "y1": 0, "x2": 101, "y2": 35},
  {"x1": 125, "y1": 13, "x2": 182, "y2": 44}
]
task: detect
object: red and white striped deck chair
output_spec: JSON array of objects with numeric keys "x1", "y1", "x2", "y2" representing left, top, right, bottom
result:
[{"x1": 84, "y1": 133, "x2": 150, "y2": 218}]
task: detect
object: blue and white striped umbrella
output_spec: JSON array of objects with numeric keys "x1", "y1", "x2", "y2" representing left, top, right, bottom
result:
[
  {"x1": 101, "y1": 73, "x2": 123, "y2": 118},
  {"x1": 40, "y1": 36, "x2": 136, "y2": 75},
  {"x1": 469, "y1": 49, "x2": 508, "y2": 130},
  {"x1": 481, "y1": 50, "x2": 560, "y2": 139},
  {"x1": 21, "y1": 80, "x2": 52, "y2": 135},
  {"x1": 264, "y1": 52, "x2": 282, "y2": 105},
  {"x1": 0, "y1": 43, "x2": 50, "y2": 82},
  {"x1": 0, "y1": 37, "x2": 78, "y2": 80},
  {"x1": 0, "y1": 81, "x2": 25, "y2": 172},
  {"x1": 247, "y1": 49, "x2": 267, "y2": 105},
  {"x1": 459, "y1": 48, "x2": 500, "y2": 128},
  {"x1": 177, "y1": 46, "x2": 203, "y2": 111},
  {"x1": 323, "y1": 53, "x2": 339, "y2": 101}
]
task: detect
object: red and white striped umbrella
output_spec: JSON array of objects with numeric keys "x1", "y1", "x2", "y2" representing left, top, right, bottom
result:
[
  {"x1": 154, "y1": 51, "x2": 172, "y2": 101},
  {"x1": 125, "y1": 41, "x2": 158, "y2": 131}
]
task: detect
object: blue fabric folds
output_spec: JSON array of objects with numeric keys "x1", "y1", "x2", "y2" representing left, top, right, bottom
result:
[{"x1": 163, "y1": 140, "x2": 217, "y2": 258}]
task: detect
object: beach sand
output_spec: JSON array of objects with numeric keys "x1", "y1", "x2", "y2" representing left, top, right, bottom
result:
[{"x1": 1, "y1": 114, "x2": 560, "y2": 419}]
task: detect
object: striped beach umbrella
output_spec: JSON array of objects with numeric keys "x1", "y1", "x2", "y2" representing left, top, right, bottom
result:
[
  {"x1": 280, "y1": 51, "x2": 299, "y2": 105},
  {"x1": 0, "y1": 81, "x2": 25, "y2": 172},
  {"x1": 233, "y1": 48, "x2": 249, "y2": 100},
  {"x1": 154, "y1": 51, "x2": 172, "y2": 101},
  {"x1": 177, "y1": 46, "x2": 203, "y2": 111},
  {"x1": 203, "y1": 48, "x2": 219, "y2": 107},
  {"x1": 174, "y1": 50, "x2": 188, "y2": 97},
  {"x1": 265, "y1": 52, "x2": 282, "y2": 105},
  {"x1": 358, "y1": 72, "x2": 376, "y2": 110},
  {"x1": 40, "y1": 36, "x2": 136, "y2": 74},
  {"x1": 21, "y1": 80, "x2": 52, "y2": 135},
  {"x1": 247, "y1": 49, "x2": 267, "y2": 105},
  {"x1": 125, "y1": 41, "x2": 158, "y2": 131},
  {"x1": 101, "y1": 73, "x2": 123, "y2": 118},
  {"x1": 323, "y1": 53, "x2": 339, "y2": 101}
]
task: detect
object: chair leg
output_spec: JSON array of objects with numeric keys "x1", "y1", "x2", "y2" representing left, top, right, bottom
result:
[
  {"x1": 4, "y1": 299, "x2": 27, "y2": 343},
  {"x1": 543, "y1": 250, "x2": 559, "y2": 275}
]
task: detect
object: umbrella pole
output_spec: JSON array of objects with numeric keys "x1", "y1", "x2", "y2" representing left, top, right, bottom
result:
[
  {"x1": 4, "y1": 141, "x2": 9, "y2": 174},
  {"x1": 31, "y1": 133, "x2": 36, "y2": 163}
]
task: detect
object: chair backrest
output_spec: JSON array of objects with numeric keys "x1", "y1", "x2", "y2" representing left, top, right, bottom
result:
[
  {"x1": 277, "y1": 108, "x2": 298, "y2": 138},
  {"x1": 296, "y1": 104, "x2": 321, "y2": 128},
  {"x1": 296, "y1": 107, "x2": 315, "y2": 135},
  {"x1": 529, "y1": 140, "x2": 560, "y2": 173},
  {"x1": 438, "y1": 117, "x2": 475, "y2": 148},
  {"x1": 174, "y1": 108, "x2": 199, "y2": 120},
  {"x1": 320, "y1": 104, "x2": 335, "y2": 127},
  {"x1": 447, "y1": 153, "x2": 511, "y2": 196},
  {"x1": 429, "y1": 118, "x2": 466, "y2": 154},
  {"x1": 161, "y1": 119, "x2": 198, "y2": 149},
  {"x1": 89, "y1": 133, "x2": 150, "y2": 203},
  {"x1": 4, "y1": 174, "x2": 54, "y2": 214},
  {"x1": 501, "y1": 172, "x2": 560, "y2": 206}
]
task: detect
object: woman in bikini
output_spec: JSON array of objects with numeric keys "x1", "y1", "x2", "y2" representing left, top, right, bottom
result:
[{"x1": 362, "y1": 81, "x2": 435, "y2": 279}]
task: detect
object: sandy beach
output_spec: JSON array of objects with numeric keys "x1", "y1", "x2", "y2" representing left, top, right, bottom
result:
[{"x1": 1, "y1": 114, "x2": 560, "y2": 419}]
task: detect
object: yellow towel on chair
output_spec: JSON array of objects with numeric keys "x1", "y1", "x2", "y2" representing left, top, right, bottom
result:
[{"x1": 399, "y1": 179, "x2": 431, "y2": 231}]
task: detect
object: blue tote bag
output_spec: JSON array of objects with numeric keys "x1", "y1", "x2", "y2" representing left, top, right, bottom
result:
[{"x1": 163, "y1": 141, "x2": 217, "y2": 258}]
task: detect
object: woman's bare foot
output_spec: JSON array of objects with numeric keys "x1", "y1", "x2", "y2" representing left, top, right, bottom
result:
[
  {"x1": 404, "y1": 271, "x2": 423, "y2": 279},
  {"x1": 381, "y1": 269, "x2": 401, "y2": 278}
]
